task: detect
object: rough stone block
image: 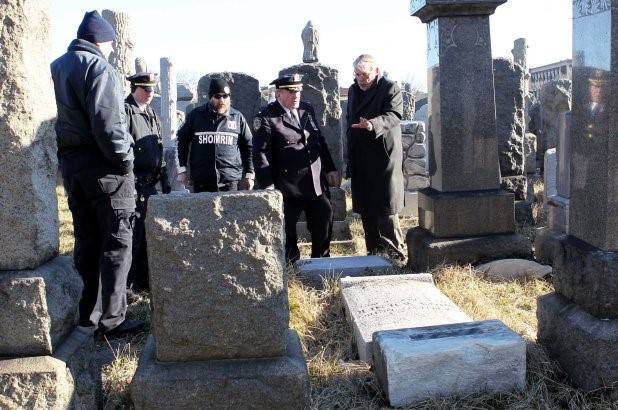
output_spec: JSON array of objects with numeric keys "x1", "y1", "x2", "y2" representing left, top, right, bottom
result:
[
  {"x1": 296, "y1": 255, "x2": 392, "y2": 288},
  {"x1": 406, "y1": 227, "x2": 531, "y2": 272},
  {"x1": 501, "y1": 175, "x2": 528, "y2": 201},
  {"x1": 552, "y1": 235, "x2": 618, "y2": 319},
  {"x1": 418, "y1": 188, "x2": 515, "y2": 238},
  {"x1": 406, "y1": 175, "x2": 430, "y2": 190},
  {"x1": 340, "y1": 274, "x2": 470, "y2": 363},
  {"x1": 537, "y1": 292, "x2": 618, "y2": 390},
  {"x1": 373, "y1": 320, "x2": 526, "y2": 407},
  {"x1": 146, "y1": 191, "x2": 289, "y2": 361},
  {"x1": 514, "y1": 200, "x2": 534, "y2": 227},
  {"x1": 0, "y1": 0, "x2": 58, "y2": 271},
  {"x1": 130, "y1": 331, "x2": 310, "y2": 410},
  {"x1": 0, "y1": 256, "x2": 81, "y2": 356}
]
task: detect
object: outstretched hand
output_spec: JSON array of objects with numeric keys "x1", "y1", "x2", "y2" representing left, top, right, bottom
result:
[{"x1": 350, "y1": 117, "x2": 373, "y2": 132}]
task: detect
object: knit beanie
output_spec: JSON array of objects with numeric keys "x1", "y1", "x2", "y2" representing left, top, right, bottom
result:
[
  {"x1": 208, "y1": 78, "x2": 231, "y2": 97},
  {"x1": 77, "y1": 10, "x2": 115, "y2": 43}
]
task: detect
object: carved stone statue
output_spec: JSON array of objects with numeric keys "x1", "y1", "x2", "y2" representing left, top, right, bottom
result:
[{"x1": 301, "y1": 20, "x2": 319, "y2": 63}]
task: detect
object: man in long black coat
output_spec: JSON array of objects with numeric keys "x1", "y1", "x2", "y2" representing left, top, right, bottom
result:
[{"x1": 347, "y1": 54, "x2": 405, "y2": 260}]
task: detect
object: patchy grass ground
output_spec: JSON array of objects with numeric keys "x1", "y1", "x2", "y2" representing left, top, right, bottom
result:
[{"x1": 56, "y1": 185, "x2": 617, "y2": 409}]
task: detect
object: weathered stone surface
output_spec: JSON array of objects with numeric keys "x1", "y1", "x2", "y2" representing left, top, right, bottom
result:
[
  {"x1": 556, "y1": 111, "x2": 571, "y2": 198},
  {"x1": 418, "y1": 188, "x2": 515, "y2": 238},
  {"x1": 401, "y1": 190, "x2": 419, "y2": 217},
  {"x1": 159, "y1": 57, "x2": 178, "y2": 148},
  {"x1": 146, "y1": 191, "x2": 289, "y2": 361},
  {"x1": 280, "y1": 64, "x2": 344, "y2": 174},
  {"x1": 552, "y1": 235, "x2": 618, "y2": 319},
  {"x1": 0, "y1": 256, "x2": 81, "y2": 357},
  {"x1": 514, "y1": 199, "x2": 534, "y2": 227},
  {"x1": 340, "y1": 274, "x2": 469, "y2": 362},
  {"x1": 296, "y1": 255, "x2": 392, "y2": 288},
  {"x1": 102, "y1": 10, "x2": 133, "y2": 96},
  {"x1": 537, "y1": 292, "x2": 618, "y2": 391},
  {"x1": 401, "y1": 82, "x2": 416, "y2": 120},
  {"x1": 475, "y1": 258, "x2": 551, "y2": 282},
  {"x1": 0, "y1": 0, "x2": 58, "y2": 270},
  {"x1": 373, "y1": 320, "x2": 526, "y2": 407},
  {"x1": 501, "y1": 175, "x2": 528, "y2": 201},
  {"x1": 538, "y1": 80, "x2": 571, "y2": 165},
  {"x1": 197, "y1": 72, "x2": 266, "y2": 128},
  {"x1": 130, "y1": 332, "x2": 310, "y2": 410},
  {"x1": 547, "y1": 194, "x2": 569, "y2": 233},
  {"x1": 523, "y1": 132, "x2": 537, "y2": 174},
  {"x1": 407, "y1": 227, "x2": 532, "y2": 272},
  {"x1": 533, "y1": 227, "x2": 561, "y2": 265},
  {"x1": 494, "y1": 58, "x2": 525, "y2": 177},
  {"x1": 0, "y1": 356, "x2": 72, "y2": 409},
  {"x1": 406, "y1": 175, "x2": 430, "y2": 190},
  {"x1": 543, "y1": 148, "x2": 557, "y2": 205}
]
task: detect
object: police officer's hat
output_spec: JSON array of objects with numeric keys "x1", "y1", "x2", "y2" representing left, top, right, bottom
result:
[
  {"x1": 270, "y1": 73, "x2": 303, "y2": 92},
  {"x1": 126, "y1": 72, "x2": 158, "y2": 91}
]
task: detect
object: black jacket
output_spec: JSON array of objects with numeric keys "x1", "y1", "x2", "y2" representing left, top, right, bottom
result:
[
  {"x1": 124, "y1": 94, "x2": 163, "y2": 178},
  {"x1": 253, "y1": 101, "x2": 336, "y2": 198},
  {"x1": 51, "y1": 39, "x2": 133, "y2": 176},
  {"x1": 177, "y1": 103, "x2": 254, "y2": 185}
]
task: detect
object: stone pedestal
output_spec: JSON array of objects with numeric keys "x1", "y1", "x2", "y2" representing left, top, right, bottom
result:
[
  {"x1": 409, "y1": 0, "x2": 528, "y2": 271},
  {"x1": 537, "y1": 292, "x2": 618, "y2": 390},
  {"x1": 406, "y1": 227, "x2": 531, "y2": 272}
]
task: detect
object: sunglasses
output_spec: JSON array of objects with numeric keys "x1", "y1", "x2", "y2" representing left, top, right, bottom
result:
[{"x1": 213, "y1": 93, "x2": 230, "y2": 99}]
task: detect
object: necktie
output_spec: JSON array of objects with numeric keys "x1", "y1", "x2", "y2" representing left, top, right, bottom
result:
[{"x1": 291, "y1": 109, "x2": 300, "y2": 127}]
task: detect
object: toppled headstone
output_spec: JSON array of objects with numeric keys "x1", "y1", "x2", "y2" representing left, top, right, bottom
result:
[
  {"x1": 296, "y1": 255, "x2": 392, "y2": 288},
  {"x1": 475, "y1": 258, "x2": 551, "y2": 282}
]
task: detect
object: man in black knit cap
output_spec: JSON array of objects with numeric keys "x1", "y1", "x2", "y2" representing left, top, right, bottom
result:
[
  {"x1": 176, "y1": 78, "x2": 254, "y2": 192},
  {"x1": 51, "y1": 10, "x2": 144, "y2": 337}
]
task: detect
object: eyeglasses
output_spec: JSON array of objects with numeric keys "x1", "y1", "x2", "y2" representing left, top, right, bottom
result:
[{"x1": 213, "y1": 93, "x2": 230, "y2": 99}]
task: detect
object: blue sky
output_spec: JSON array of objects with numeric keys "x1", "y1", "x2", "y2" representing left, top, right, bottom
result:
[{"x1": 50, "y1": 0, "x2": 572, "y2": 90}]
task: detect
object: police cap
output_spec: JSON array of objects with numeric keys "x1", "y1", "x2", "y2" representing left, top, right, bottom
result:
[
  {"x1": 127, "y1": 72, "x2": 158, "y2": 91},
  {"x1": 270, "y1": 73, "x2": 303, "y2": 92}
]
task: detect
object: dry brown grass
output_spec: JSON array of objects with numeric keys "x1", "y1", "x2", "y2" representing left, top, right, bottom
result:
[{"x1": 57, "y1": 185, "x2": 617, "y2": 409}]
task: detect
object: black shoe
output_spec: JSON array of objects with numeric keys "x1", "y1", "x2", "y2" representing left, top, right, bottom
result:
[{"x1": 104, "y1": 319, "x2": 145, "y2": 337}]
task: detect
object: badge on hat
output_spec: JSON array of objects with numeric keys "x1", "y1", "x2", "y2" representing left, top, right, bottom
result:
[
  {"x1": 127, "y1": 72, "x2": 158, "y2": 91},
  {"x1": 270, "y1": 73, "x2": 303, "y2": 92}
]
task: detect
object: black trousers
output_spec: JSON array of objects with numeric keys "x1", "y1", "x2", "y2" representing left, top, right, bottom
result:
[
  {"x1": 360, "y1": 213, "x2": 405, "y2": 260},
  {"x1": 193, "y1": 180, "x2": 238, "y2": 193},
  {"x1": 283, "y1": 194, "x2": 333, "y2": 263},
  {"x1": 127, "y1": 184, "x2": 158, "y2": 292},
  {"x1": 63, "y1": 169, "x2": 136, "y2": 333}
]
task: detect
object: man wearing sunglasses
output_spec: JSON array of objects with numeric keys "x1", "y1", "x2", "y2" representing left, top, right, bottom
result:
[
  {"x1": 177, "y1": 78, "x2": 254, "y2": 192},
  {"x1": 253, "y1": 74, "x2": 340, "y2": 263}
]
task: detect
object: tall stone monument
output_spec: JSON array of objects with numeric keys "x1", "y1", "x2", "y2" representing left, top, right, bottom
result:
[
  {"x1": 408, "y1": 0, "x2": 531, "y2": 271},
  {"x1": 102, "y1": 9, "x2": 133, "y2": 95},
  {"x1": 0, "y1": 1, "x2": 98, "y2": 406},
  {"x1": 301, "y1": 20, "x2": 319, "y2": 63},
  {"x1": 537, "y1": 0, "x2": 618, "y2": 390}
]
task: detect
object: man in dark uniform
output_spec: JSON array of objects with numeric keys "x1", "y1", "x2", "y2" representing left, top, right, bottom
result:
[
  {"x1": 124, "y1": 72, "x2": 171, "y2": 294},
  {"x1": 253, "y1": 74, "x2": 340, "y2": 263},
  {"x1": 347, "y1": 54, "x2": 406, "y2": 260},
  {"x1": 176, "y1": 78, "x2": 254, "y2": 192},
  {"x1": 50, "y1": 10, "x2": 144, "y2": 337}
]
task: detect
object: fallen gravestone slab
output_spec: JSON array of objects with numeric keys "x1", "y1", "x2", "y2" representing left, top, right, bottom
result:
[
  {"x1": 475, "y1": 258, "x2": 552, "y2": 282},
  {"x1": 295, "y1": 255, "x2": 392, "y2": 288}
]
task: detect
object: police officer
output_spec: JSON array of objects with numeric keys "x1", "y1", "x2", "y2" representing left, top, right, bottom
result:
[
  {"x1": 176, "y1": 78, "x2": 254, "y2": 192},
  {"x1": 125, "y1": 72, "x2": 171, "y2": 294},
  {"x1": 51, "y1": 10, "x2": 143, "y2": 337},
  {"x1": 253, "y1": 74, "x2": 340, "y2": 263}
]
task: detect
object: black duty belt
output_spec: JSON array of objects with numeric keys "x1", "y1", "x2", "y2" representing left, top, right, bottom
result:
[{"x1": 136, "y1": 175, "x2": 158, "y2": 187}]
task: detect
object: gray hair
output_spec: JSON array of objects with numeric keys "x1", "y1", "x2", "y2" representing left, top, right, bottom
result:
[{"x1": 353, "y1": 54, "x2": 377, "y2": 72}]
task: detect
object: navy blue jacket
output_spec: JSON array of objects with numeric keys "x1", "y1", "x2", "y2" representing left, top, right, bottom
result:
[
  {"x1": 177, "y1": 103, "x2": 254, "y2": 184},
  {"x1": 51, "y1": 39, "x2": 134, "y2": 176},
  {"x1": 253, "y1": 101, "x2": 336, "y2": 198}
]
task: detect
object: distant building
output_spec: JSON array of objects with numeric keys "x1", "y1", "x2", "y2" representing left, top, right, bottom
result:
[{"x1": 529, "y1": 59, "x2": 572, "y2": 98}]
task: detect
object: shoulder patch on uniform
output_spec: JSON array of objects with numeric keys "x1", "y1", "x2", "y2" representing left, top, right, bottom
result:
[{"x1": 253, "y1": 117, "x2": 262, "y2": 132}]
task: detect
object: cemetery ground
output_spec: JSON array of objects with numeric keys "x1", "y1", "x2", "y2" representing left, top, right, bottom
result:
[{"x1": 56, "y1": 183, "x2": 617, "y2": 409}]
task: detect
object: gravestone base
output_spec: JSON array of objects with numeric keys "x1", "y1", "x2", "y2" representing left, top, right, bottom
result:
[
  {"x1": 553, "y1": 235, "x2": 618, "y2": 318},
  {"x1": 418, "y1": 188, "x2": 515, "y2": 238},
  {"x1": 514, "y1": 200, "x2": 534, "y2": 227},
  {"x1": 406, "y1": 227, "x2": 531, "y2": 272},
  {"x1": 373, "y1": 320, "x2": 526, "y2": 407},
  {"x1": 401, "y1": 190, "x2": 419, "y2": 217},
  {"x1": 533, "y1": 227, "x2": 563, "y2": 264},
  {"x1": 0, "y1": 326, "x2": 101, "y2": 409},
  {"x1": 130, "y1": 331, "x2": 310, "y2": 410},
  {"x1": 296, "y1": 255, "x2": 392, "y2": 288},
  {"x1": 547, "y1": 195, "x2": 569, "y2": 233},
  {"x1": 537, "y1": 292, "x2": 618, "y2": 391}
]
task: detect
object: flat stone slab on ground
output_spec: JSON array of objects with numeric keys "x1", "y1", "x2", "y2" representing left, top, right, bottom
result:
[
  {"x1": 373, "y1": 319, "x2": 526, "y2": 407},
  {"x1": 296, "y1": 255, "x2": 392, "y2": 288},
  {"x1": 130, "y1": 330, "x2": 310, "y2": 410},
  {"x1": 340, "y1": 274, "x2": 471, "y2": 362}
]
